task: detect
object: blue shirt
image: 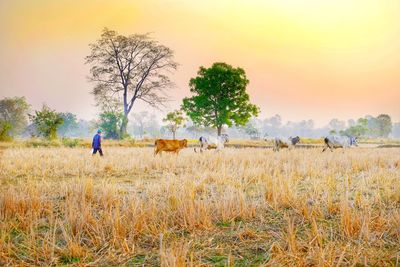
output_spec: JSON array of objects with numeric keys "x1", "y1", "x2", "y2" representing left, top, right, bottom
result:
[{"x1": 92, "y1": 134, "x2": 101, "y2": 149}]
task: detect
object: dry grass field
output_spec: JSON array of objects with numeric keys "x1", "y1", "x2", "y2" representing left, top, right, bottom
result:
[{"x1": 0, "y1": 145, "x2": 399, "y2": 266}]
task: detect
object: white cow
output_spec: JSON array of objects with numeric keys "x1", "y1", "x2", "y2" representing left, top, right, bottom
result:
[
  {"x1": 273, "y1": 136, "x2": 301, "y2": 152},
  {"x1": 195, "y1": 134, "x2": 229, "y2": 152},
  {"x1": 322, "y1": 135, "x2": 358, "y2": 152}
]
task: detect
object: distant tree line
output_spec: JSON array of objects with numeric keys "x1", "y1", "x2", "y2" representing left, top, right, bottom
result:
[
  {"x1": 0, "y1": 95, "x2": 398, "y2": 141},
  {"x1": 0, "y1": 97, "x2": 95, "y2": 141},
  {"x1": 228, "y1": 114, "x2": 395, "y2": 139}
]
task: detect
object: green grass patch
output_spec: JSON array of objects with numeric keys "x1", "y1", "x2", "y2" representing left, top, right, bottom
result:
[
  {"x1": 59, "y1": 255, "x2": 80, "y2": 265},
  {"x1": 236, "y1": 253, "x2": 270, "y2": 267},
  {"x1": 128, "y1": 255, "x2": 146, "y2": 266},
  {"x1": 203, "y1": 254, "x2": 229, "y2": 266}
]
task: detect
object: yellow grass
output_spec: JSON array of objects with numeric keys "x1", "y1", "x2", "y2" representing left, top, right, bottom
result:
[{"x1": 0, "y1": 146, "x2": 399, "y2": 266}]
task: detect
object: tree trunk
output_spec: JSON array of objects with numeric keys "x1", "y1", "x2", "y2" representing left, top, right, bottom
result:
[
  {"x1": 172, "y1": 130, "x2": 176, "y2": 140},
  {"x1": 119, "y1": 114, "x2": 128, "y2": 139},
  {"x1": 217, "y1": 125, "x2": 222, "y2": 136},
  {"x1": 120, "y1": 85, "x2": 130, "y2": 139}
]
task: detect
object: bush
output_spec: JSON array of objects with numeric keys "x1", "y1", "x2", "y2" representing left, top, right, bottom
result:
[
  {"x1": 24, "y1": 138, "x2": 83, "y2": 148},
  {"x1": 62, "y1": 138, "x2": 81, "y2": 148},
  {"x1": 125, "y1": 138, "x2": 137, "y2": 147},
  {"x1": 24, "y1": 138, "x2": 61, "y2": 148},
  {"x1": 29, "y1": 105, "x2": 64, "y2": 140}
]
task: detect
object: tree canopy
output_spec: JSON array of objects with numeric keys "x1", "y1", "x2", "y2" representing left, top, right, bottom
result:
[
  {"x1": 375, "y1": 114, "x2": 392, "y2": 138},
  {"x1": 340, "y1": 115, "x2": 393, "y2": 138},
  {"x1": 98, "y1": 111, "x2": 125, "y2": 140},
  {"x1": 58, "y1": 112, "x2": 78, "y2": 137},
  {"x1": 182, "y1": 62, "x2": 259, "y2": 135},
  {"x1": 163, "y1": 110, "x2": 185, "y2": 139},
  {"x1": 0, "y1": 97, "x2": 30, "y2": 139},
  {"x1": 29, "y1": 105, "x2": 64, "y2": 140}
]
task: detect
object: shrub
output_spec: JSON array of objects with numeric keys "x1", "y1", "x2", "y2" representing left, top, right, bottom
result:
[
  {"x1": 29, "y1": 105, "x2": 64, "y2": 140},
  {"x1": 24, "y1": 138, "x2": 61, "y2": 148},
  {"x1": 62, "y1": 138, "x2": 81, "y2": 148}
]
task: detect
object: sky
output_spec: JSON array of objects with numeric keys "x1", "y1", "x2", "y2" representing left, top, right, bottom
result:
[{"x1": 0, "y1": 0, "x2": 399, "y2": 126}]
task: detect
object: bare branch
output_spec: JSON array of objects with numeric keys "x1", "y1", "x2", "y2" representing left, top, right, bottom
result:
[{"x1": 86, "y1": 28, "x2": 177, "y2": 121}]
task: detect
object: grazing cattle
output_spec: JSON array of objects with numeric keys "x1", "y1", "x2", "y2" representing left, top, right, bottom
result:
[
  {"x1": 322, "y1": 135, "x2": 358, "y2": 152},
  {"x1": 195, "y1": 134, "x2": 229, "y2": 152},
  {"x1": 273, "y1": 136, "x2": 300, "y2": 152},
  {"x1": 264, "y1": 136, "x2": 275, "y2": 142},
  {"x1": 154, "y1": 139, "x2": 188, "y2": 155}
]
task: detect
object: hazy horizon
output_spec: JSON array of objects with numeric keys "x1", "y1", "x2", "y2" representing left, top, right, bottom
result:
[{"x1": 1, "y1": 0, "x2": 399, "y2": 127}]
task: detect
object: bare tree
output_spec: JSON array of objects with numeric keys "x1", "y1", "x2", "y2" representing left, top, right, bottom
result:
[
  {"x1": 131, "y1": 111, "x2": 150, "y2": 138},
  {"x1": 85, "y1": 28, "x2": 178, "y2": 137}
]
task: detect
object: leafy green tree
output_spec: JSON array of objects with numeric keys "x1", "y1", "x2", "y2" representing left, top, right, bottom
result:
[
  {"x1": 182, "y1": 62, "x2": 260, "y2": 136},
  {"x1": 0, "y1": 97, "x2": 30, "y2": 139},
  {"x1": 86, "y1": 28, "x2": 178, "y2": 138},
  {"x1": 58, "y1": 112, "x2": 78, "y2": 137},
  {"x1": 349, "y1": 115, "x2": 392, "y2": 138},
  {"x1": 375, "y1": 114, "x2": 392, "y2": 137},
  {"x1": 357, "y1": 118, "x2": 369, "y2": 128},
  {"x1": 29, "y1": 105, "x2": 64, "y2": 140},
  {"x1": 341, "y1": 118, "x2": 369, "y2": 137},
  {"x1": 366, "y1": 116, "x2": 380, "y2": 137},
  {"x1": 98, "y1": 111, "x2": 125, "y2": 139},
  {"x1": 163, "y1": 110, "x2": 185, "y2": 139}
]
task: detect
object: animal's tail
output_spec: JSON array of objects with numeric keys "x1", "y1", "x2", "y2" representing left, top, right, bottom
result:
[
  {"x1": 324, "y1": 137, "x2": 329, "y2": 145},
  {"x1": 154, "y1": 140, "x2": 158, "y2": 155}
]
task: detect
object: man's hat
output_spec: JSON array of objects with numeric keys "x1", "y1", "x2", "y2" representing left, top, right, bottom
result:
[{"x1": 97, "y1": 129, "x2": 102, "y2": 133}]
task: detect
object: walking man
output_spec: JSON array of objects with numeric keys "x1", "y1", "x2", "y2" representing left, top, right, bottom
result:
[{"x1": 92, "y1": 129, "x2": 103, "y2": 156}]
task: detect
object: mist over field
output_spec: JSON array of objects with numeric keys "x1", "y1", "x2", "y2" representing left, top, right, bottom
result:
[{"x1": 40, "y1": 112, "x2": 400, "y2": 140}]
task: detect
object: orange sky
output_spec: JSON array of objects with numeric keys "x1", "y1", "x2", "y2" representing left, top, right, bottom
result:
[{"x1": 0, "y1": 0, "x2": 399, "y2": 126}]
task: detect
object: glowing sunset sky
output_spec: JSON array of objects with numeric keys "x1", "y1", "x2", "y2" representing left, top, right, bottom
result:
[{"x1": 0, "y1": 0, "x2": 399, "y2": 126}]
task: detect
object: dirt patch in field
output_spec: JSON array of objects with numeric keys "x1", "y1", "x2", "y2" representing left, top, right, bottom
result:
[{"x1": 377, "y1": 144, "x2": 400, "y2": 148}]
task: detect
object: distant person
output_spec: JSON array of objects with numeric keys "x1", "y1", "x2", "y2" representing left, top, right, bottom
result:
[{"x1": 92, "y1": 129, "x2": 103, "y2": 156}]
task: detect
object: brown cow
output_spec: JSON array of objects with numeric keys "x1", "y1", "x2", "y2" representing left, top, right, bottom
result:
[{"x1": 154, "y1": 139, "x2": 188, "y2": 156}]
